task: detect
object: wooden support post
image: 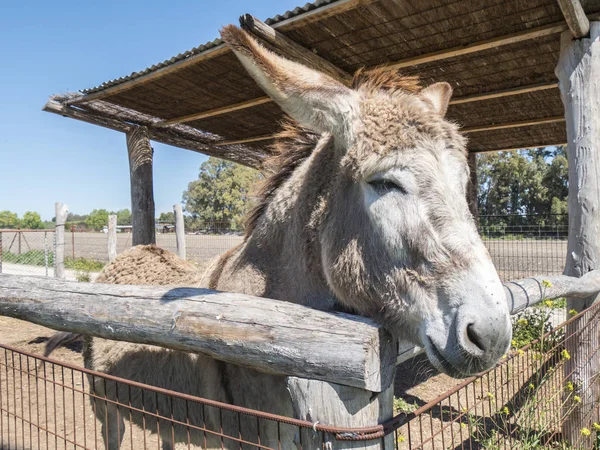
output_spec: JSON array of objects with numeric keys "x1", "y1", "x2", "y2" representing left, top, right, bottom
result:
[
  {"x1": 287, "y1": 377, "x2": 394, "y2": 450},
  {"x1": 126, "y1": 126, "x2": 156, "y2": 246},
  {"x1": 54, "y1": 202, "x2": 68, "y2": 279},
  {"x1": 107, "y1": 215, "x2": 117, "y2": 263},
  {"x1": 467, "y1": 153, "x2": 479, "y2": 222},
  {"x1": 555, "y1": 22, "x2": 600, "y2": 444},
  {"x1": 173, "y1": 204, "x2": 186, "y2": 260},
  {"x1": 557, "y1": 0, "x2": 590, "y2": 39}
]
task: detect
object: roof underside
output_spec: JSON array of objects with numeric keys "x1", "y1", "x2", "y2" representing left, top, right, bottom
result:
[{"x1": 46, "y1": 0, "x2": 600, "y2": 167}]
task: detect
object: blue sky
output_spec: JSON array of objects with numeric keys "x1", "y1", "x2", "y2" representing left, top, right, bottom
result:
[{"x1": 0, "y1": 0, "x2": 302, "y2": 221}]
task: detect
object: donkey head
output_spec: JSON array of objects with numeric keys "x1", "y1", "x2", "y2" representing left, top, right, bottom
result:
[{"x1": 221, "y1": 26, "x2": 511, "y2": 377}]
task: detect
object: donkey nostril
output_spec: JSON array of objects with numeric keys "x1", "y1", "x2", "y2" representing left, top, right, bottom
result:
[{"x1": 466, "y1": 323, "x2": 486, "y2": 352}]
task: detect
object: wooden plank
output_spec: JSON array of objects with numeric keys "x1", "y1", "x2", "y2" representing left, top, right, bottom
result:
[
  {"x1": 156, "y1": 96, "x2": 271, "y2": 127},
  {"x1": 240, "y1": 15, "x2": 352, "y2": 84},
  {"x1": 557, "y1": 0, "x2": 590, "y2": 38},
  {"x1": 469, "y1": 143, "x2": 567, "y2": 154},
  {"x1": 0, "y1": 274, "x2": 397, "y2": 392},
  {"x1": 54, "y1": 203, "x2": 68, "y2": 279},
  {"x1": 383, "y1": 22, "x2": 569, "y2": 70},
  {"x1": 556, "y1": 23, "x2": 600, "y2": 444},
  {"x1": 42, "y1": 99, "x2": 268, "y2": 169},
  {"x1": 213, "y1": 134, "x2": 276, "y2": 146},
  {"x1": 462, "y1": 116, "x2": 566, "y2": 133},
  {"x1": 107, "y1": 214, "x2": 117, "y2": 263},
  {"x1": 449, "y1": 82, "x2": 558, "y2": 105},
  {"x1": 173, "y1": 204, "x2": 186, "y2": 260},
  {"x1": 126, "y1": 126, "x2": 156, "y2": 246}
]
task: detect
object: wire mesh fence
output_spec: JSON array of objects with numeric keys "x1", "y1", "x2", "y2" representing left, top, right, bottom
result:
[
  {"x1": 390, "y1": 301, "x2": 600, "y2": 450},
  {"x1": 479, "y1": 214, "x2": 569, "y2": 281},
  {"x1": 0, "y1": 215, "x2": 570, "y2": 282},
  {"x1": 0, "y1": 303, "x2": 598, "y2": 449},
  {"x1": 0, "y1": 230, "x2": 55, "y2": 277}
]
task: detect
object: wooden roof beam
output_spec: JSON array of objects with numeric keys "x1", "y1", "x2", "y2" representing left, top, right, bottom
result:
[
  {"x1": 557, "y1": 0, "x2": 590, "y2": 38},
  {"x1": 43, "y1": 98, "x2": 268, "y2": 169},
  {"x1": 461, "y1": 116, "x2": 566, "y2": 133},
  {"x1": 156, "y1": 81, "x2": 559, "y2": 127},
  {"x1": 213, "y1": 116, "x2": 567, "y2": 147}
]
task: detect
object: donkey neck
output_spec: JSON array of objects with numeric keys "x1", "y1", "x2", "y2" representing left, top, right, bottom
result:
[{"x1": 241, "y1": 136, "x2": 340, "y2": 310}]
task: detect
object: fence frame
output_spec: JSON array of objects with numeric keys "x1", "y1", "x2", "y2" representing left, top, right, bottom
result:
[{"x1": 0, "y1": 270, "x2": 599, "y2": 449}]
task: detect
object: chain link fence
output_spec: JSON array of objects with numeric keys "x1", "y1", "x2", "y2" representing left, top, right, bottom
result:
[
  {"x1": 0, "y1": 215, "x2": 570, "y2": 282},
  {"x1": 0, "y1": 230, "x2": 55, "y2": 277}
]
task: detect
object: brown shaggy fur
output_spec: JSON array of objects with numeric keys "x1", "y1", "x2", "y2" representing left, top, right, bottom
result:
[{"x1": 245, "y1": 68, "x2": 423, "y2": 238}]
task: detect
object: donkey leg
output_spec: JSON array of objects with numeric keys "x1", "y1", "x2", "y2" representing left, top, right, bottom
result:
[{"x1": 98, "y1": 402, "x2": 126, "y2": 450}]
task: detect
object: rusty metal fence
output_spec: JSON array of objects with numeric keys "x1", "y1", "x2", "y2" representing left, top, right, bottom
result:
[
  {"x1": 1, "y1": 302, "x2": 599, "y2": 449},
  {"x1": 390, "y1": 301, "x2": 600, "y2": 450}
]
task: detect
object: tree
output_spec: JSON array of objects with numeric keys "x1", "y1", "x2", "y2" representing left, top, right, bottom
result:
[
  {"x1": 158, "y1": 212, "x2": 175, "y2": 223},
  {"x1": 85, "y1": 209, "x2": 110, "y2": 231},
  {"x1": 183, "y1": 158, "x2": 262, "y2": 230},
  {"x1": 116, "y1": 209, "x2": 132, "y2": 225},
  {"x1": 0, "y1": 211, "x2": 20, "y2": 229},
  {"x1": 21, "y1": 211, "x2": 44, "y2": 229},
  {"x1": 477, "y1": 146, "x2": 568, "y2": 226}
]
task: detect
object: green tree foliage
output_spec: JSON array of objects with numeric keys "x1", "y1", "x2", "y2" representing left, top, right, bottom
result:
[
  {"x1": 85, "y1": 209, "x2": 110, "y2": 231},
  {"x1": 477, "y1": 147, "x2": 568, "y2": 225},
  {"x1": 183, "y1": 157, "x2": 262, "y2": 230},
  {"x1": 116, "y1": 209, "x2": 132, "y2": 225},
  {"x1": 158, "y1": 212, "x2": 175, "y2": 223},
  {"x1": 21, "y1": 211, "x2": 44, "y2": 229},
  {"x1": 0, "y1": 211, "x2": 20, "y2": 229}
]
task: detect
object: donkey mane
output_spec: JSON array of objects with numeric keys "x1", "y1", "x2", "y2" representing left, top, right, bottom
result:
[{"x1": 244, "y1": 68, "x2": 423, "y2": 238}]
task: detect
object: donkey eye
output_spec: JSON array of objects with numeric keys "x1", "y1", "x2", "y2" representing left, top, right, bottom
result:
[{"x1": 368, "y1": 179, "x2": 407, "y2": 194}]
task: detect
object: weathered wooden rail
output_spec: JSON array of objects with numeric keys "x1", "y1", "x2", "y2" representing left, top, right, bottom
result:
[{"x1": 1, "y1": 271, "x2": 600, "y2": 387}]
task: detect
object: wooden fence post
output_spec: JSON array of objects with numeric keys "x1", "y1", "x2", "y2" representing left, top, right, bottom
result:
[
  {"x1": 555, "y1": 22, "x2": 600, "y2": 444},
  {"x1": 173, "y1": 204, "x2": 186, "y2": 260},
  {"x1": 107, "y1": 215, "x2": 117, "y2": 263},
  {"x1": 287, "y1": 377, "x2": 395, "y2": 450},
  {"x1": 126, "y1": 126, "x2": 156, "y2": 246},
  {"x1": 54, "y1": 202, "x2": 68, "y2": 279}
]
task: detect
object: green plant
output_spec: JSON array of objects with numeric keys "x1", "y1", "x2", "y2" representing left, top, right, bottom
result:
[
  {"x1": 393, "y1": 397, "x2": 417, "y2": 415},
  {"x1": 2, "y1": 250, "x2": 53, "y2": 266},
  {"x1": 64, "y1": 257, "x2": 105, "y2": 272},
  {"x1": 75, "y1": 271, "x2": 91, "y2": 282}
]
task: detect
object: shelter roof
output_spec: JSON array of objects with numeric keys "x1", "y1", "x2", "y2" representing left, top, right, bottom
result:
[{"x1": 45, "y1": 0, "x2": 600, "y2": 168}]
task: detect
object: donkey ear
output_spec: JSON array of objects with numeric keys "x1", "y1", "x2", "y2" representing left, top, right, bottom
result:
[
  {"x1": 421, "y1": 82, "x2": 453, "y2": 117},
  {"x1": 220, "y1": 25, "x2": 358, "y2": 143}
]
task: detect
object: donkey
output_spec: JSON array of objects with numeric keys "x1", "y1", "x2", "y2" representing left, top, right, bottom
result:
[{"x1": 48, "y1": 25, "x2": 512, "y2": 450}]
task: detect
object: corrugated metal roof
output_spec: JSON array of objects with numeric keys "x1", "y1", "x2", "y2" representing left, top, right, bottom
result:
[{"x1": 81, "y1": 0, "x2": 342, "y2": 94}]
